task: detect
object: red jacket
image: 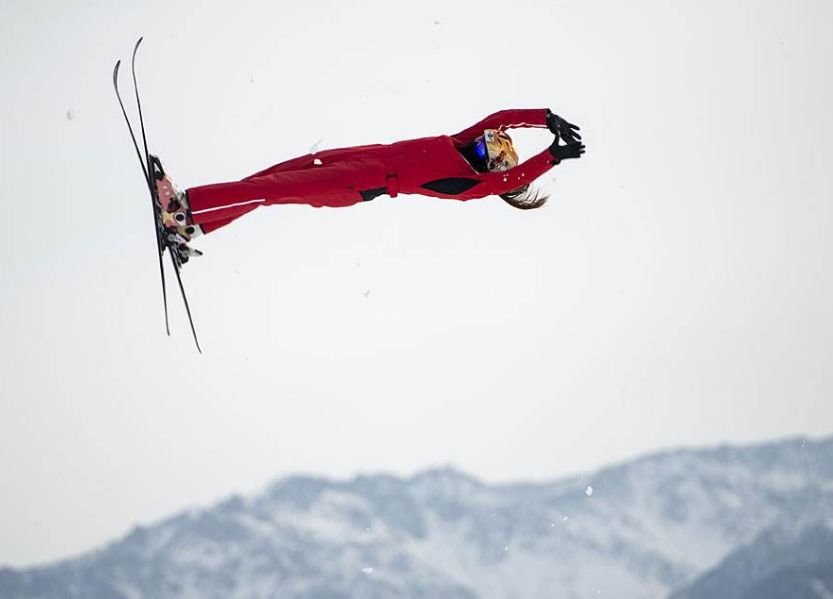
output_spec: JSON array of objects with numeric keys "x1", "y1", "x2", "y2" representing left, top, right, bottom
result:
[{"x1": 187, "y1": 108, "x2": 555, "y2": 232}]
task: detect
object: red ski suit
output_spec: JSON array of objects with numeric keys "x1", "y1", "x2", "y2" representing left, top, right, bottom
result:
[{"x1": 187, "y1": 109, "x2": 556, "y2": 234}]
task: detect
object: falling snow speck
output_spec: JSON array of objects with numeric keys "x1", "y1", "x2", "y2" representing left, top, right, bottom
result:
[
  {"x1": 362, "y1": 567, "x2": 374, "y2": 574},
  {"x1": 563, "y1": 516, "x2": 569, "y2": 521},
  {"x1": 585, "y1": 485, "x2": 594, "y2": 497},
  {"x1": 504, "y1": 546, "x2": 509, "y2": 552}
]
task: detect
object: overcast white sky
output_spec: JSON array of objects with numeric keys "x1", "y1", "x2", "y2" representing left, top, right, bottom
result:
[{"x1": 1, "y1": 0, "x2": 831, "y2": 568}]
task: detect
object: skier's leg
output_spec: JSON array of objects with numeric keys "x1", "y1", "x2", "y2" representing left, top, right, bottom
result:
[
  {"x1": 198, "y1": 212, "x2": 252, "y2": 234},
  {"x1": 188, "y1": 199, "x2": 261, "y2": 233},
  {"x1": 184, "y1": 195, "x2": 261, "y2": 227},
  {"x1": 240, "y1": 145, "x2": 388, "y2": 180},
  {"x1": 242, "y1": 154, "x2": 316, "y2": 179},
  {"x1": 186, "y1": 159, "x2": 388, "y2": 231}
]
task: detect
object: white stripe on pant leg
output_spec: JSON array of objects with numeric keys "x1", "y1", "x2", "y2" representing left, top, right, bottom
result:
[{"x1": 191, "y1": 198, "x2": 267, "y2": 216}]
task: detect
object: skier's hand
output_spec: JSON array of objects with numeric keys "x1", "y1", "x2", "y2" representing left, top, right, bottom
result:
[
  {"x1": 549, "y1": 140, "x2": 585, "y2": 162},
  {"x1": 546, "y1": 111, "x2": 582, "y2": 144}
]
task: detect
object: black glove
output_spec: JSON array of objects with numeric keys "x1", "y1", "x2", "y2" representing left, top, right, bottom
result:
[
  {"x1": 549, "y1": 140, "x2": 585, "y2": 162},
  {"x1": 546, "y1": 110, "x2": 582, "y2": 145}
]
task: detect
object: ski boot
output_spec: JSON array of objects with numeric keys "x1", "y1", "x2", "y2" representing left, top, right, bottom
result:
[{"x1": 149, "y1": 155, "x2": 203, "y2": 264}]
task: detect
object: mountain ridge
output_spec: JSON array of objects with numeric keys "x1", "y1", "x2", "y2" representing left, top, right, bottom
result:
[{"x1": 3, "y1": 434, "x2": 832, "y2": 599}]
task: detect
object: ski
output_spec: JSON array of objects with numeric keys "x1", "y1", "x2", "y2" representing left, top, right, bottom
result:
[
  {"x1": 113, "y1": 37, "x2": 202, "y2": 352},
  {"x1": 113, "y1": 56, "x2": 169, "y2": 335}
]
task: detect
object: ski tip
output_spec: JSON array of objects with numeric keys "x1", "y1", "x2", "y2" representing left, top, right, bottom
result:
[
  {"x1": 135, "y1": 36, "x2": 144, "y2": 49},
  {"x1": 112, "y1": 60, "x2": 121, "y2": 82}
]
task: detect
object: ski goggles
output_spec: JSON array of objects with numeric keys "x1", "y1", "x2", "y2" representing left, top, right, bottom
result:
[{"x1": 474, "y1": 136, "x2": 488, "y2": 161}]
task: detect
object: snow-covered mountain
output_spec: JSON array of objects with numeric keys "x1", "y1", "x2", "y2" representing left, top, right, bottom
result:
[
  {"x1": 1, "y1": 436, "x2": 831, "y2": 599},
  {"x1": 669, "y1": 518, "x2": 833, "y2": 599}
]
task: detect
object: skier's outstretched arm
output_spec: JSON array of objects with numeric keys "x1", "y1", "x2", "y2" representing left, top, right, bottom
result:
[
  {"x1": 452, "y1": 108, "x2": 583, "y2": 146},
  {"x1": 451, "y1": 108, "x2": 551, "y2": 145},
  {"x1": 477, "y1": 136, "x2": 585, "y2": 196}
]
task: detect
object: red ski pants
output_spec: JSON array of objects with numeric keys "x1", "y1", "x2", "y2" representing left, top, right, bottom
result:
[{"x1": 186, "y1": 155, "x2": 391, "y2": 234}]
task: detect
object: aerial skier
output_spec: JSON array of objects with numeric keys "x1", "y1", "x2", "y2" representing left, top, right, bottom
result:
[
  {"x1": 154, "y1": 108, "x2": 585, "y2": 262},
  {"x1": 118, "y1": 38, "x2": 587, "y2": 349}
]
